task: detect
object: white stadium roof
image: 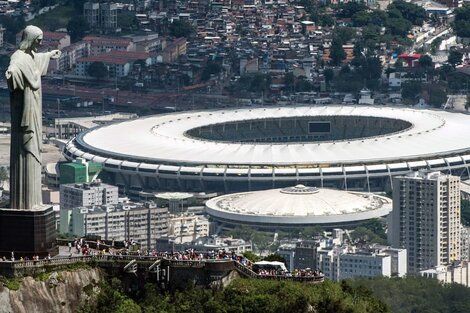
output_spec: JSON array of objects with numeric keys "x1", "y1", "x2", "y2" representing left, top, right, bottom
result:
[
  {"x1": 77, "y1": 106, "x2": 470, "y2": 166},
  {"x1": 205, "y1": 185, "x2": 392, "y2": 225}
]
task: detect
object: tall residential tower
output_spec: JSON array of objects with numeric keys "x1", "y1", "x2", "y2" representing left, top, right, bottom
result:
[{"x1": 389, "y1": 171, "x2": 461, "y2": 274}]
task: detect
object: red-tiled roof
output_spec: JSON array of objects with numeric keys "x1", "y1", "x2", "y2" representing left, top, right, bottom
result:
[
  {"x1": 83, "y1": 36, "x2": 132, "y2": 47},
  {"x1": 43, "y1": 31, "x2": 68, "y2": 40},
  {"x1": 78, "y1": 50, "x2": 150, "y2": 65}
]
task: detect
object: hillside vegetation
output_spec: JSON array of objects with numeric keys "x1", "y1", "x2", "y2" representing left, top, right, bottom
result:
[
  {"x1": 350, "y1": 276, "x2": 470, "y2": 313},
  {"x1": 78, "y1": 277, "x2": 389, "y2": 313}
]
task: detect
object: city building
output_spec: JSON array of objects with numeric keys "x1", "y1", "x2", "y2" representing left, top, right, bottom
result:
[
  {"x1": 59, "y1": 41, "x2": 91, "y2": 71},
  {"x1": 276, "y1": 243, "x2": 296, "y2": 272},
  {"x1": 58, "y1": 158, "x2": 102, "y2": 185},
  {"x1": 84, "y1": 2, "x2": 118, "y2": 31},
  {"x1": 83, "y1": 2, "x2": 100, "y2": 28},
  {"x1": 168, "y1": 214, "x2": 210, "y2": 243},
  {"x1": 420, "y1": 262, "x2": 470, "y2": 287},
  {"x1": 82, "y1": 36, "x2": 135, "y2": 56},
  {"x1": 75, "y1": 50, "x2": 151, "y2": 77},
  {"x1": 100, "y1": 3, "x2": 118, "y2": 30},
  {"x1": 156, "y1": 235, "x2": 252, "y2": 254},
  {"x1": 59, "y1": 201, "x2": 169, "y2": 249},
  {"x1": 336, "y1": 251, "x2": 392, "y2": 280},
  {"x1": 389, "y1": 171, "x2": 461, "y2": 274},
  {"x1": 60, "y1": 180, "x2": 118, "y2": 210},
  {"x1": 156, "y1": 37, "x2": 187, "y2": 63},
  {"x1": 317, "y1": 245, "x2": 407, "y2": 281},
  {"x1": 294, "y1": 240, "x2": 318, "y2": 270}
]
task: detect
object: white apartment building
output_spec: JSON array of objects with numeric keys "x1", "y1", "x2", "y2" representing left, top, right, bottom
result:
[
  {"x1": 389, "y1": 171, "x2": 461, "y2": 274},
  {"x1": 100, "y1": 3, "x2": 118, "y2": 30},
  {"x1": 158, "y1": 235, "x2": 253, "y2": 254},
  {"x1": 316, "y1": 245, "x2": 407, "y2": 281},
  {"x1": 60, "y1": 202, "x2": 168, "y2": 249},
  {"x1": 420, "y1": 262, "x2": 470, "y2": 287},
  {"x1": 337, "y1": 252, "x2": 392, "y2": 280},
  {"x1": 168, "y1": 214, "x2": 209, "y2": 243},
  {"x1": 60, "y1": 181, "x2": 118, "y2": 209}
]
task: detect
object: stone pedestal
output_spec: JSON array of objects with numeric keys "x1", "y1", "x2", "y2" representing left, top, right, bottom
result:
[{"x1": 0, "y1": 206, "x2": 58, "y2": 258}]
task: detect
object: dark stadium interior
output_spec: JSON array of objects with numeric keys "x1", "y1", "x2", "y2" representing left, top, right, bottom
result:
[{"x1": 185, "y1": 116, "x2": 413, "y2": 143}]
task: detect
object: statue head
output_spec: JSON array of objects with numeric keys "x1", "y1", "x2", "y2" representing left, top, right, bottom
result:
[{"x1": 19, "y1": 25, "x2": 43, "y2": 51}]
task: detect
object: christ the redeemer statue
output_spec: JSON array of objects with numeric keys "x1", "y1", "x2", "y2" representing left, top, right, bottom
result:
[{"x1": 5, "y1": 25, "x2": 61, "y2": 210}]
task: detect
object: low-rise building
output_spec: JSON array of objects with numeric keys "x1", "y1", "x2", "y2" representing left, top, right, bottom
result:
[
  {"x1": 82, "y1": 36, "x2": 135, "y2": 56},
  {"x1": 168, "y1": 214, "x2": 210, "y2": 243},
  {"x1": 420, "y1": 263, "x2": 470, "y2": 287},
  {"x1": 317, "y1": 245, "x2": 407, "y2": 281},
  {"x1": 75, "y1": 50, "x2": 151, "y2": 77},
  {"x1": 156, "y1": 235, "x2": 252, "y2": 254},
  {"x1": 60, "y1": 180, "x2": 118, "y2": 210},
  {"x1": 156, "y1": 37, "x2": 187, "y2": 63},
  {"x1": 59, "y1": 201, "x2": 169, "y2": 249}
]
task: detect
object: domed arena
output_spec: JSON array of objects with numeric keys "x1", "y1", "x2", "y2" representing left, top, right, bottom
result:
[
  {"x1": 205, "y1": 185, "x2": 392, "y2": 229},
  {"x1": 63, "y1": 105, "x2": 470, "y2": 193}
]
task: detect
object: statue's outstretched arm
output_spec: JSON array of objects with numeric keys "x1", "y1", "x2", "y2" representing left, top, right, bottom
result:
[{"x1": 49, "y1": 50, "x2": 61, "y2": 59}]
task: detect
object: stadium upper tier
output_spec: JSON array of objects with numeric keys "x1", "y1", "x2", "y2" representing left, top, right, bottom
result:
[{"x1": 64, "y1": 106, "x2": 470, "y2": 192}]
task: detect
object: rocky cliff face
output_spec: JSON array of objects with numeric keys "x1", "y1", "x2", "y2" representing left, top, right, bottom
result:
[{"x1": 0, "y1": 268, "x2": 102, "y2": 313}]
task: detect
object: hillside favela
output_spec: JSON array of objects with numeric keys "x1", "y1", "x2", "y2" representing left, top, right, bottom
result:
[{"x1": 1, "y1": 0, "x2": 470, "y2": 312}]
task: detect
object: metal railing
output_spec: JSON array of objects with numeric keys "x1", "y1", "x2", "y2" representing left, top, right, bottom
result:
[
  {"x1": 233, "y1": 261, "x2": 324, "y2": 283},
  {"x1": 1, "y1": 255, "x2": 324, "y2": 283}
]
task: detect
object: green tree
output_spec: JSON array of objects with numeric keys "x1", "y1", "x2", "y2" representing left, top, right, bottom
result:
[
  {"x1": 201, "y1": 61, "x2": 222, "y2": 81},
  {"x1": 419, "y1": 55, "x2": 433, "y2": 68},
  {"x1": 115, "y1": 299, "x2": 141, "y2": 313},
  {"x1": 243, "y1": 250, "x2": 260, "y2": 262},
  {"x1": 448, "y1": 50, "x2": 463, "y2": 68},
  {"x1": 284, "y1": 72, "x2": 295, "y2": 93},
  {"x1": 118, "y1": 11, "x2": 139, "y2": 30},
  {"x1": 169, "y1": 20, "x2": 194, "y2": 38},
  {"x1": 352, "y1": 11, "x2": 371, "y2": 27},
  {"x1": 430, "y1": 37, "x2": 442, "y2": 54},
  {"x1": 71, "y1": 0, "x2": 87, "y2": 13},
  {"x1": 87, "y1": 61, "x2": 108, "y2": 80},
  {"x1": 333, "y1": 27, "x2": 356, "y2": 44},
  {"x1": 428, "y1": 86, "x2": 447, "y2": 108},
  {"x1": 386, "y1": 17, "x2": 412, "y2": 36},
  {"x1": 330, "y1": 39, "x2": 346, "y2": 65},
  {"x1": 301, "y1": 226, "x2": 323, "y2": 239},
  {"x1": 0, "y1": 15, "x2": 25, "y2": 44},
  {"x1": 67, "y1": 15, "x2": 89, "y2": 42},
  {"x1": 388, "y1": 0, "x2": 426, "y2": 26},
  {"x1": 337, "y1": 2, "x2": 368, "y2": 18},
  {"x1": 452, "y1": 6, "x2": 470, "y2": 38},
  {"x1": 369, "y1": 11, "x2": 388, "y2": 26},
  {"x1": 351, "y1": 276, "x2": 470, "y2": 313},
  {"x1": 401, "y1": 80, "x2": 422, "y2": 101},
  {"x1": 263, "y1": 254, "x2": 287, "y2": 265},
  {"x1": 324, "y1": 68, "x2": 334, "y2": 85}
]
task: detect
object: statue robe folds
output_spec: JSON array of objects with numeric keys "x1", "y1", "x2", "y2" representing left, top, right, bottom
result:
[{"x1": 7, "y1": 50, "x2": 51, "y2": 210}]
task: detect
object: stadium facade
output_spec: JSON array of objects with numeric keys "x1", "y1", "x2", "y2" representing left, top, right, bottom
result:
[{"x1": 63, "y1": 106, "x2": 470, "y2": 193}]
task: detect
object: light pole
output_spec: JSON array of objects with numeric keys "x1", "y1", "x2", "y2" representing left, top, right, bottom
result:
[{"x1": 56, "y1": 98, "x2": 60, "y2": 139}]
